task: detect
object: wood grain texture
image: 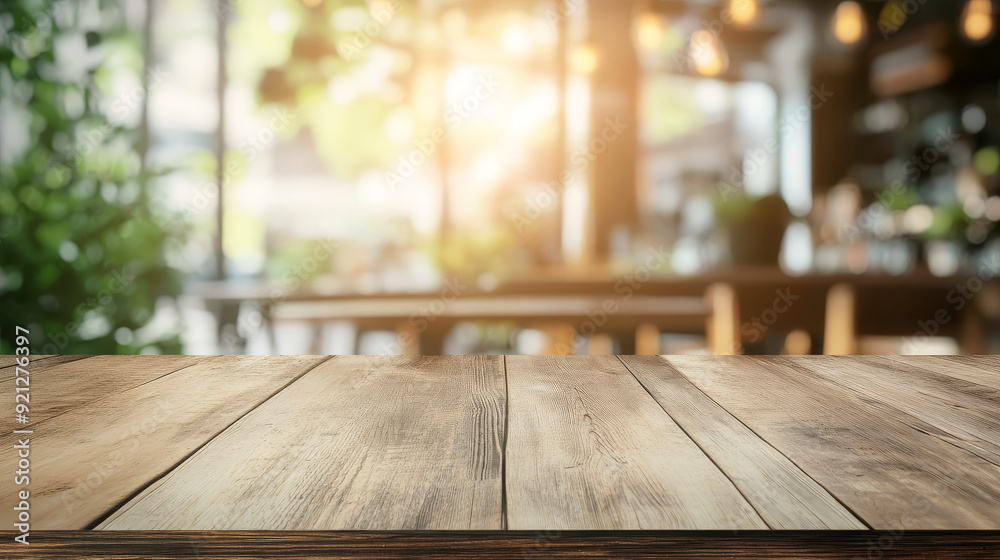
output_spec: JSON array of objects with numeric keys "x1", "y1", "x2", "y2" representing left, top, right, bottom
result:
[
  {"x1": 621, "y1": 355, "x2": 866, "y2": 529},
  {"x1": 3, "y1": 531, "x2": 999, "y2": 559},
  {"x1": 0, "y1": 355, "x2": 327, "y2": 530},
  {"x1": 886, "y1": 356, "x2": 999, "y2": 390},
  {"x1": 0, "y1": 355, "x2": 88, "y2": 382},
  {"x1": 98, "y1": 355, "x2": 505, "y2": 531},
  {"x1": 504, "y1": 355, "x2": 768, "y2": 530},
  {"x1": 776, "y1": 355, "x2": 1000, "y2": 465},
  {"x1": 665, "y1": 355, "x2": 1000, "y2": 529},
  {"x1": 0, "y1": 354, "x2": 44, "y2": 369},
  {"x1": 0, "y1": 355, "x2": 207, "y2": 433}
]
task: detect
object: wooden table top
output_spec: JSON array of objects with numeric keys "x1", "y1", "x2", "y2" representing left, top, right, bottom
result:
[
  {"x1": 2, "y1": 354, "x2": 999, "y2": 532},
  {"x1": 187, "y1": 266, "x2": 998, "y2": 303},
  {"x1": 272, "y1": 295, "x2": 708, "y2": 324}
]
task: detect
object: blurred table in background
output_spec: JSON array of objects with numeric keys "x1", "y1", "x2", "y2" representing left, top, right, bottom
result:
[{"x1": 187, "y1": 266, "x2": 1000, "y2": 355}]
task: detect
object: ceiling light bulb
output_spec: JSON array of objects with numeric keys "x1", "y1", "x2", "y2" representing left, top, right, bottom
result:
[
  {"x1": 729, "y1": 0, "x2": 758, "y2": 26},
  {"x1": 572, "y1": 42, "x2": 598, "y2": 74},
  {"x1": 633, "y1": 12, "x2": 665, "y2": 51},
  {"x1": 833, "y1": 1, "x2": 866, "y2": 45},
  {"x1": 962, "y1": 0, "x2": 994, "y2": 42},
  {"x1": 690, "y1": 30, "x2": 727, "y2": 76}
]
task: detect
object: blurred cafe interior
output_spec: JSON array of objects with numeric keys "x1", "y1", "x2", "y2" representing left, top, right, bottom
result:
[{"x1": 3, "y1": 0, "x2": 1000, "y2": 356}]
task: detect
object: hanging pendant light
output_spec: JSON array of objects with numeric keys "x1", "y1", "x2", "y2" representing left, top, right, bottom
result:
[
  {"x1": 572, "y1": 40, "x2": 599, "y2": 74},
  {"x1": 729, "y1": 0, "x2": 758, "y2": 27},
  {"x1": 961, "y1": 0, "x2": 995, "y2": 43},
  {"x1": 690, "y1": 30, "x2": 728, "y2": 77},
  {"x1": 632, "y1": 0, "x2": 666, "y2": 52},
  {"x1": 832, "y1": 1, "x2": 866, "y2": 45}
]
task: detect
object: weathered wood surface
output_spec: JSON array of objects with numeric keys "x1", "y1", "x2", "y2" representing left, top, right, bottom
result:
[
  {"x1": 887, "y1": 355, "x2": 999, "y2": 390},
  {"x1": 0, "y1": 354, "x2": 88, "y2": 382},
  {"x1": 99, "y1": 356, "x2": 506, "y2": 531},
  {"x1": 621, "y1": 356, "x2": 866, "y2": 529},
  {"x1": 504, "y1": 355, "x2": 767, "y2": 530},
  {"x1": 0, "y1": 355, "x2": 328, "y2": 530},
  {"x1": 776, "y1": 355, "x2": 1000, "y2": 465},
  {"x1": 1, "y1": 354, "x2": 997, "y2": 534},
  {"x1": 0, "y1": 355, "x2": 207, "y2": 433},
  {"x1": 664, "y1": 355, "x2": 1000, "y2": 529}
]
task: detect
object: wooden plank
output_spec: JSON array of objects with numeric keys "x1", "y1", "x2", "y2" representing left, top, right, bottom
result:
[
  {"x1": 0, "y1": 355, "x2": 89, "y2": 381},
  {"x1": 98, "y1": 355, "x2": 505, "y2": 531},
  {"x1": 665, "y1": 355, "x2": 1000, "y2": 529},
  {"x1": 775, "y1": 356, "x2": 1000, "y2": 465},
  {"x1": 1, "y1": 355, "x2": 76, "y2": 368},
  {"x1": 0, "y1": 354, "x2": 31, "y2": 369},
  {"x1": 274, "y1": 296, "x2": 707, "y2": 323},
  {"x1": 0, "y1": 355, "x2": 208, "y2": 433},
  {"x1": 620, "y1": 356, "x2": 866, "y2": 529},
  {"x1": 886, "y1": 355, "x2": 1000, "y2": 390},
  {"x1": 4, "y1": 531, "x2": 999, "y2": 560},
  {"x1": 0, "y1": 355, "x2": 328, "y2": 530},
  {"x1": 504, "y1": 355, "x2": 767, "y2": 530}
]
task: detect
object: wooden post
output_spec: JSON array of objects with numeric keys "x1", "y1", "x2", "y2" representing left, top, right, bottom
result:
[
  {"x1": 588, "y1": 333, "x2": 615, "y2": 355},
  {"x1": 214, "y1": 0, "x2": 227, "y2": 281},
  {"x1": 586, "y1": 0, "x2": 639, "y2": 262},
  {"x1": 309, "y1": 323, "x2": 323, "y2": 355},
  {"x1": 824, "y1": 283, "x2": 857, "y2": 355},
  {"x1": 960, "y1": 305, "x2": 985, "y2": 355},
  {"x1": 550, "y1": 5, "x2": 568, "y2": 261},
  {"x1": 543, "y1": 323, "x2": 577, "y2": 355},
  {"x1": 395, "y1": 321, "x2": 420, "y2": 355},
  {"x1": 635, "y1": 322, "x2": 660, "y2": 355},
  {"x1": 707, "y1": 283, "x2": 740, "y2": 355},
  {"x1": 138, "y1": 0, "x2": 154, "y2": 172}
]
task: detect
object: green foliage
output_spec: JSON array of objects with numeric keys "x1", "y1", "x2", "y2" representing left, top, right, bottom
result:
[
  {"x1": 231, "y1": 0, "x2": 417, "y2": 180},
  {"x1": 428, "y1": 226, "x2": 520, "y2": 286},
  {"x1": 0, "y1": 0, "x2": 183, "y2": 354},
  {"x1": 710, "y1": 189, "x2": 754, "y2": 222},
  {"x1": 877, "y1": 184, "x2": 920, "y2": 212},
  {"x1": 924, "y1": 203, "x2": 970, "y2": 241}
]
